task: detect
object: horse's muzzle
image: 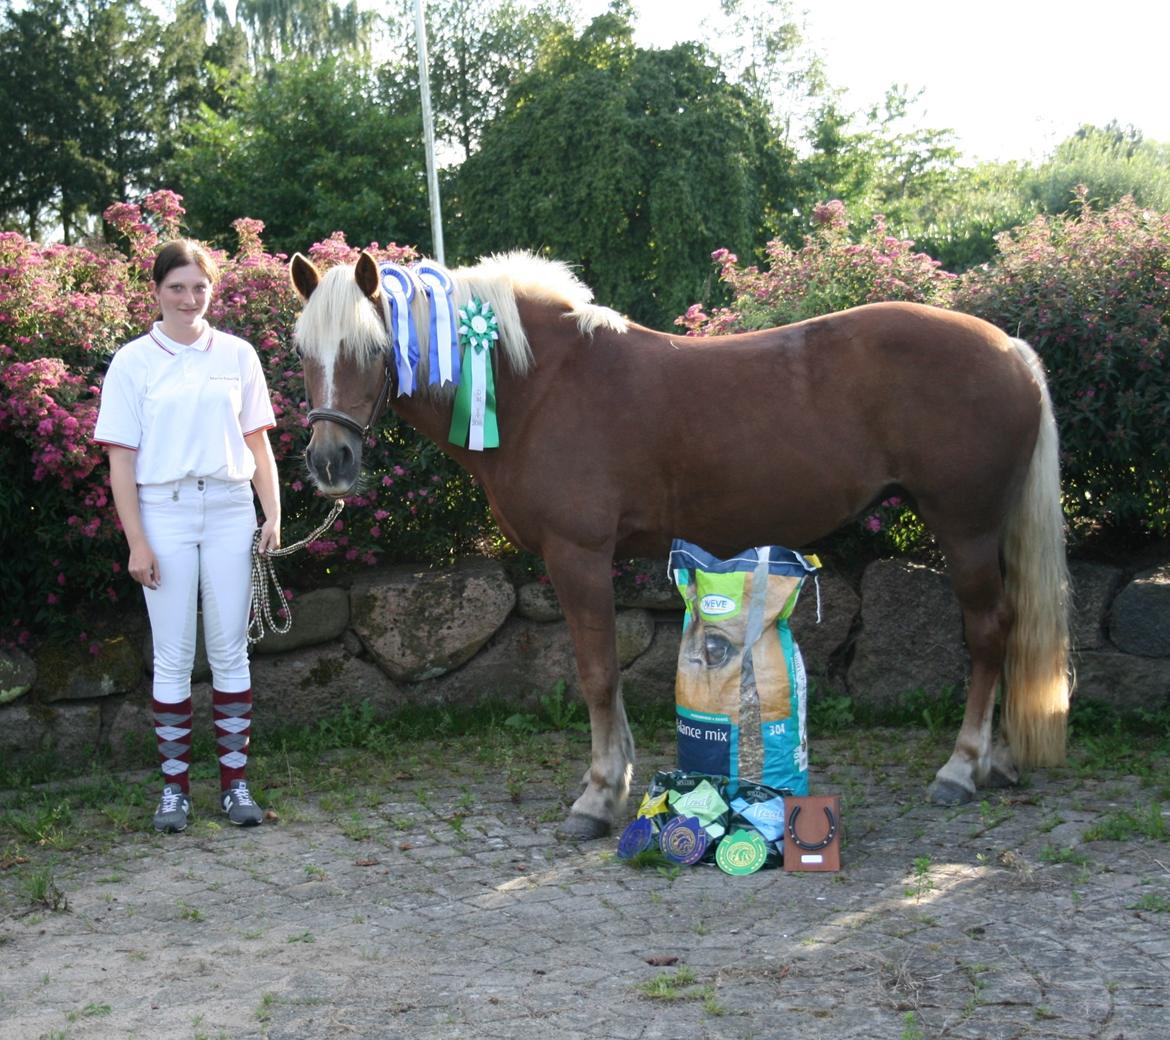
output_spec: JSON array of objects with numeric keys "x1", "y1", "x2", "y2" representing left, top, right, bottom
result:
[{"x1": 305, "y1": 426, "x2": 362, "y2": 497}]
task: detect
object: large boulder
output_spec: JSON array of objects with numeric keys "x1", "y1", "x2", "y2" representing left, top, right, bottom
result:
[
  {"x1": 1072, "y1": 650, "x2": 1170, "y2": 711},
  {"x1": 405, "y1": 608, "x2": 656, "y2": 710},
  {"x1": 621, "y1": 615, "x2": 683, "y2": 707},
  {"x1": 1109, "y1": 564, "x2": 1170, "y2": 657},
  {"x1": 36, "y1": 634, "x2": 143, "y2": 703},
  {"x1": 0, "y1": 647, "x2": 35, "y2": 705},
  {"x1": 249, "y1": 643, "x2": 406, "y2": 729},
  {"x1": 788, "y1": 570, "x2": 860, "y2": 678},
  {"x1": 250, "y1": 586, "x2": 350, "y2": 655},
  {"x1": 351, "y1": 558, "x2": 515, "y2": 681},
  {"x1": 1068, "y1": 561, "x2": 1123, "y2": 651},
  {"x1": 615, "y1": 609, "x2": 655, "y2": 668},
  {"x1": 515, "y1": 580, "x2": 562, "y2": 622},
  {"x1": 847, "y1": 559, "x2": 967, "y2": 706},
  {"x1": 415, "y1": 615, "x2": 578, "y2": 708},
  {"x1": 0, "y1": 700, "x2": 102, "y2": 761}
]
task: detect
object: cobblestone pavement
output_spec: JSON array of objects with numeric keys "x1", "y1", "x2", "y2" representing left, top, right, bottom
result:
[{"x1": 2, "y1": 728, "x2": 1168, "y2": 1040}]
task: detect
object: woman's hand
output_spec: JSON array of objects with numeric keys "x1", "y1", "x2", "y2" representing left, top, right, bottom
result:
[
  {"x1": 128, "y1": 540, "x2": 160, "y2": 589},
  {"x1": 256, "y1": 515, "x2": 281, "y2": 555}
]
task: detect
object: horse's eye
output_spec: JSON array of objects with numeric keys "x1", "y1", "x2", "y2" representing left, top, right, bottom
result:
[{"x1": 703, "y1": 633, "x2": 735, "y2": 669}]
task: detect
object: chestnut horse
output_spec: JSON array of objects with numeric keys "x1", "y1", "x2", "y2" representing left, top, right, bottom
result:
[{"x1": 289, "y1": 249, "x2": 1070, "y2": 840}]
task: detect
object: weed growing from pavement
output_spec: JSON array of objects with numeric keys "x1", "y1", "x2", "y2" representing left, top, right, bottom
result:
[
  {"x1": 1082, "y1": 804, "x2": 1168, "y2": 842},
  {"x1": 636, "y1": 965, "x2": 712, "y2": 1001},
  {"x1": 1039, "y1": 845, "x2": 1091, "y2": 867},
  {"x1": 904, "y1": 855, "x2": 935, "y2": 902},
  {"x1": 1128, "y1": 893, "x2": 1170, "y2": 912},
  {"x1": 901, "y1": 1010, "x2": 927, "y2": 1040},
  {"x1": 66, "y1": 1002, "x2": 112, "y2": 1022},
  {"x1": 22, "y1": 866, "x2": 68, "y2": 912}
]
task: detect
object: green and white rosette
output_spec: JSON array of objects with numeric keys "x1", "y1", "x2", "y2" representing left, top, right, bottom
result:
[{"x1": 449, "y1": 297, "x2": 500, "y2": 451}]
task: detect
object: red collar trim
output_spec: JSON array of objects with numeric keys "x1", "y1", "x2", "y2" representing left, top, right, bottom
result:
[{"x1": 149, "y1": 324, "x2": 213, "y2": 355}]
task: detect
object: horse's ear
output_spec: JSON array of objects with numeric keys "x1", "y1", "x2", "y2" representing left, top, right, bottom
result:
[
  {"x1": 354, "y1": 251, "x2": 380, "y2": 300},
  {"x1": 290, "y1": 253, "x2": 320, "y2": 302}
]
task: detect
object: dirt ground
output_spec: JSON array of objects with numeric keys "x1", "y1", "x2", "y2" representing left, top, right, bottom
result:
[{"x1": 1, "y1": 724, "x2": 1168, "y2": 1040}]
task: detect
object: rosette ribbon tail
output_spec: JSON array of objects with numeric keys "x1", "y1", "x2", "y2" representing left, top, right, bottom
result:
[
  {"x1": 448, "y1": 340, "x2": 499, "y2": 450},
  {"x1": 378, "y1": 263, "x2": 421, "y2": 396},
  {"x1": 413, "y1": 260, "x2": 460, "y2": 388},
  {"x1": 448, "y1": 297, "x2": 500, "y2": 451}
]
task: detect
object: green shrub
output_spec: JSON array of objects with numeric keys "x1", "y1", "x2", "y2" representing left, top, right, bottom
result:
[{"x1": 955, "y1": 191, "x2": 1170, "y2": 534}]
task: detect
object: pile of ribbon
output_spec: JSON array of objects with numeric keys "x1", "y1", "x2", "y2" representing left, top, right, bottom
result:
[{"x1": 617, "y1": 770, "x2": 791, "y2": 876}]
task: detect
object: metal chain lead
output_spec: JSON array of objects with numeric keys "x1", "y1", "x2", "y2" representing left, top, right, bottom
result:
[{"x1": 247, "y1": 498, "x2": 345, "y2": 645}]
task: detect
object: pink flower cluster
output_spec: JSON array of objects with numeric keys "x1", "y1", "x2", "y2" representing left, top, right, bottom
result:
[
  {"x1": 1, "y1": 192, "x2": 488, "y2": 646},
  {"x1": 677, "y1": 201, "x2": 956, "y2": 336}
]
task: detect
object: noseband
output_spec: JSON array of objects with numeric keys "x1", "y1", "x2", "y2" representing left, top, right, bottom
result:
[{"x1": 306, "y1": 345, "x2": 395, "y2": 439}]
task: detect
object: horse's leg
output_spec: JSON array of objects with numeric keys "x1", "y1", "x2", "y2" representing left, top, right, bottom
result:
[
  {"x1": 541, "y1": 538, "x2": 635, "y2": 840},
  {"x1": 927, "y1": 532, "x2": 1016, "y2": 806}
]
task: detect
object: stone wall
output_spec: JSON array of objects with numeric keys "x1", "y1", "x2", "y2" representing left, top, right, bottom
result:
[{"x1": 2, "y1": 556, "x2": 1168, "y2": 765}]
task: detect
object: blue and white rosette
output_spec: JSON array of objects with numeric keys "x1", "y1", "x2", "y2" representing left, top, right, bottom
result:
[
  {"x1": 413, "y1": 260, "x2": 461, "y2": 388},
  {"x1": 378, "y1": 262, "x2": 421, "y2": 397}
]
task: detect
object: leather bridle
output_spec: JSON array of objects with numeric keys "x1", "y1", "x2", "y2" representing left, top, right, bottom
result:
[{"x1": 305, "y1": 343, "x2": 396, "y2": 439}]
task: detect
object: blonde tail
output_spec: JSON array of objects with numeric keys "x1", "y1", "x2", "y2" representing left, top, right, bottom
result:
[{"x1": 1001, "y1": 339, "x2": 1072, "y2": 766}]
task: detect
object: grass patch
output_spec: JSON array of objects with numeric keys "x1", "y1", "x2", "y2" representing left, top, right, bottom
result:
[
  {"x1": 1039, "y1": 844, "x2": 1091, "y2": 866},
  {"x1": 66, "y1": 1002, "x2": 112, "y2": 1022},
  {"x1": 636, "y1": 966, "x2": 715, "y2": 1003},
  {"x1": 22, "y1": 866, "x2": 69, "y2": 912},
  {"x1": 1083, "y1": 804, "x2": 1168, "y2": 843}
]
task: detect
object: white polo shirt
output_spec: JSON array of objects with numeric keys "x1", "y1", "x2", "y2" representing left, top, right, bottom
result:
[{"x1": 94, "y1": 323, "x2": 276, "y2": 485}]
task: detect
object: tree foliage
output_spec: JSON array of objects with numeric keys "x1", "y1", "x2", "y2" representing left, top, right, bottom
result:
[
  {"x1": 1025, "y1": 122, "x2": 1170, "y2": 216},
  {"x1": 790, "y1": 88, "x2": 962, "y2": 245},
  {"x1": 171, "y1": 58, "x2": 430, "y2": 257},
  {"x1": 0, "y1": 0, "x2": 164, "y2": 242},
  {"x1": 453, "y1": 10, "x2": 794, "y2": 328},
  {"x1": 234, "y1": 0, "x2": 378, "y2": 66},
  {"x1": 401, "y1": 0, "x2": 574, "y2": 161}
]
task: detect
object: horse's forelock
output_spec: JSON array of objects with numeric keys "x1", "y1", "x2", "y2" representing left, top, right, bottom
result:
[{"x1": 293, "y1": 263, "x2": 387, "y2": 364}]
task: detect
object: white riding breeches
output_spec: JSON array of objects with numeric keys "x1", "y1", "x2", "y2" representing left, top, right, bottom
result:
[{"x1": 139, "y1": 476, "x2": 256, "y2": 703}]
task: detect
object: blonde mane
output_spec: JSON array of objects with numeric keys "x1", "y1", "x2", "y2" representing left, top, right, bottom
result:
[{"x1": 293, "y1": 250, "x2": 627, "y2": 394}]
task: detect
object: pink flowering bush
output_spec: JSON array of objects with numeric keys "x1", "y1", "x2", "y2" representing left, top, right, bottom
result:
[
  {"x1": 677, "y1": 200, "x2": 957, "y2": 336},
  {"x1": 955, "y1": 191, "x2": 1170, "y2": 534},
  {"x1": 0, "y1": 194, "x2": 496, "y2": 646}
]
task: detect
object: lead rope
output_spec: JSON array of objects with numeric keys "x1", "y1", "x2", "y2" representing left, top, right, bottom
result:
[{"x1": 247, "y1": 499, "x2": 345, "y2": 645}]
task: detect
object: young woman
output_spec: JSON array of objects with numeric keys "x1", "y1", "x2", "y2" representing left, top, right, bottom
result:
[{"x1": 95, "y1": 240, "x2": 281, "y2": 833}]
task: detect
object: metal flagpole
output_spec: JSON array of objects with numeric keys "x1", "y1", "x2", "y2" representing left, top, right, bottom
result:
[{"x1": 413, "y1": 0, "x2": 445, "y2": 264}]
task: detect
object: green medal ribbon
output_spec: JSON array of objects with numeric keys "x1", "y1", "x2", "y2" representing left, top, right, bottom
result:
[{"x1": 448, "y1": 297, "x2": 500, "y2": 451}]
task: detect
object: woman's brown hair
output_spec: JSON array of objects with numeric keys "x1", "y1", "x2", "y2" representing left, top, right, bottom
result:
[{"x1": 152, "y1": 240, "x2": 219, "y2": 286}]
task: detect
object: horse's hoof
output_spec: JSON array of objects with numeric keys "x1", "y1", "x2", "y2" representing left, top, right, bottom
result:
[
  {"x1": 555, "y1": 813, "x2": 611, "y2": 841},
  {"x1": 985, "y1": 762, "x2": 1020, "y2": 788},
  {"x1": 927, "y1": 777, "x2": 975, "y2": 806}
]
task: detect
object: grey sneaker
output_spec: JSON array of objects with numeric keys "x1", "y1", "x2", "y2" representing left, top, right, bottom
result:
[
  {"x1": 221, "y1": 779, "x2": 263, "y2": 826},
  {"x1": 153, "y1": 783, "x2": 192, "y2": 833}
]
